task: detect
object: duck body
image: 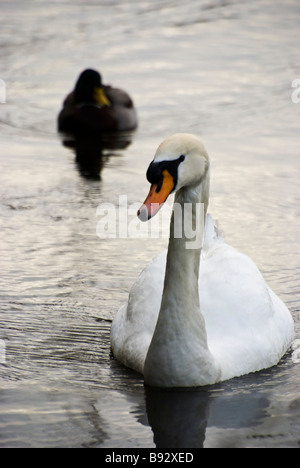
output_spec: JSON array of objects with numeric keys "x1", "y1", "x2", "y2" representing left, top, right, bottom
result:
[
  {"x1": 110, "y1": 134, "x2": 294, "y2": 387},
  {"x1": 58, "y1": 69, "x2": 138, "y2": 135}
]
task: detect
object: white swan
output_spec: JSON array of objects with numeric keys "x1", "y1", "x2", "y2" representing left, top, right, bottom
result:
[{"x1": 111, "y1": 133, "x2": 294, "y2": 387}]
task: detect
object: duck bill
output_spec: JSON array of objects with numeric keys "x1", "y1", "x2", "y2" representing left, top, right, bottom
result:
[
  {"x1": 94, "y1": 87, "x2": 111, "y2": 107},
  {"x1": 137, "y1": 170, "x2": 174, "y2": 221}
]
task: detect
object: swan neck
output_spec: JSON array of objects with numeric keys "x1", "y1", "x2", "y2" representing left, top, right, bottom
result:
[
  {"x1": 144, "y1": 171, "x2": 219, "y2": 387},
  {"x1": 170, "y1": 172, "x2": 209, "y2": 249}
]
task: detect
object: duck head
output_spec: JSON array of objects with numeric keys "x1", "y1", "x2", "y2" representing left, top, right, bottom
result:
[{"x1": 74, "y1": 69, "x2": 110, "y2": 107}]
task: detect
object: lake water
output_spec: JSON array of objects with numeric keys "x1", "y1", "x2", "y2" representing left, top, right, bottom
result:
[{"x1": 0, "y1": 0, "x2": 300, "y2": 448}]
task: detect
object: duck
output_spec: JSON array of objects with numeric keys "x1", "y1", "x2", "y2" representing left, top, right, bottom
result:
[
  {"x1": 58, "y1": 69, "x2": 138, "y2": 135},
  {"x1": 110, "y1": 133, "x2": 294, "y2": 388}
]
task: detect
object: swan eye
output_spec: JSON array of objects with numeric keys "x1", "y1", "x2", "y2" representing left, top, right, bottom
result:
[
  {"x1": 146, "y1": 154, "x2": 186, "y2": 188},
  {"x1": 155, "y1": 178, "x2": 163, "y2": 193}
]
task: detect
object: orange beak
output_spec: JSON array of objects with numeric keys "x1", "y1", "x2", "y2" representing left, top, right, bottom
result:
[{"x1": 137, "y1": 170, "x2": 174, "y2": 221}]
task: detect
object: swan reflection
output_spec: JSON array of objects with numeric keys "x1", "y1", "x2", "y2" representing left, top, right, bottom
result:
[
  {"x1": 143, "y1": 369, "x2": 281, "y2": 448},
  {"x1": 145, "y1": 386, "x2": 210, "y2": 448}
]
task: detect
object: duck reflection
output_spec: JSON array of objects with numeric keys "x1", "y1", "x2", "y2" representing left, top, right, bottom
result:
[{"x1": 59, "y1": 131, "x2": 135, "y2": 180}]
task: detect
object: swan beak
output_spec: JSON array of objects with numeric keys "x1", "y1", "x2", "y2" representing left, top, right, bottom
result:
[
  {"x1": 94, "y1": 87, "x2": 111, "y2": 107},
  {"x1": 137, "y1": 170, "x2": 174, "y2": 221}
]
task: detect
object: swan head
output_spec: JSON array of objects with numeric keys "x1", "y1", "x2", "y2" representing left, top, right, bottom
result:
[{"x1": 138, "y1": 133, "x2": 210, "y2": 221}]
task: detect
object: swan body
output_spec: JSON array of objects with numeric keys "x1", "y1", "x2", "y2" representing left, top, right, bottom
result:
[
  {"x1": 111, "y1": 134, "x2": 294, "y2": 387},
  {"x1": 58, "y1": 69, "x2": 138, "y2": 135}
]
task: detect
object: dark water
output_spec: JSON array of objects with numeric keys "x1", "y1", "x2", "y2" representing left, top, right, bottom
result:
[{"x1": 0, "y1": 0, "x2": 300, "y2": 448}]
